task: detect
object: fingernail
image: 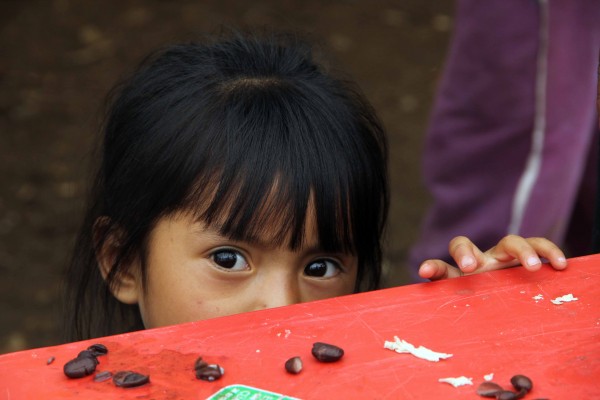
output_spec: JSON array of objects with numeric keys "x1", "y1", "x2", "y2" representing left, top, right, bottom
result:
[
  {"x1": 419, "y1": 263, "x2": 432, "y2": 277},
  {"x1": 461, "y1": 256, "x2": 475, "y2": 268},
  {"x1": 420, "y1": 263, "x2": 432, "y2": 272},
  {"x1": 527, "y1": 256, "x2": 541, "y2": 267},
  {"x1": 558, "y1": 256, "x2": 566, "y2": 263}
]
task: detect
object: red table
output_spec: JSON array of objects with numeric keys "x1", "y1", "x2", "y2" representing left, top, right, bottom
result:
[{"x1": 1, "y1": 255, "x2": 599, "y2": 399}]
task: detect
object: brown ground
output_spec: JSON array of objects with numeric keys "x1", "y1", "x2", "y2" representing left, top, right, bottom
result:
[{"x1": 0, "y1": 0, "x2": 454, "y2": 354}]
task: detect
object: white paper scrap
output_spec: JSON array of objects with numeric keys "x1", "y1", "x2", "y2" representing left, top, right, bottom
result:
[
  {"x1": 484, "y1": 373, "x2": 494, "y2": 381},
  {"x1": 438, "y1": 376, "x2": 473, "y2": 387},
  {"x1": 532, "y1": 294, "x2": 544, "y2": 301},
  {"x1": 383, "y1": 336, "x2": 453, "y2": 362},
  {"x1": 551, "y1": 293, "x2": 578, "y2": 305}
]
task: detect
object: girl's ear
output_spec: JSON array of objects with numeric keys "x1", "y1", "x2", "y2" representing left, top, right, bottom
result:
[{"x1": 93, "y1": 217, "x2": 141, "y2": 305}]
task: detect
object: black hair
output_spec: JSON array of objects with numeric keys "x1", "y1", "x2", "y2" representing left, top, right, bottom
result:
[{"x1": 63, "y1": 30, "x2": 388, "y2": 341}]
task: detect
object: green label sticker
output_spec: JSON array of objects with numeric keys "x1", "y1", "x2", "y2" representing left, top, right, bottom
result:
[{"x1": 206, "y1": 384, "x2": 300, "y2": 400}]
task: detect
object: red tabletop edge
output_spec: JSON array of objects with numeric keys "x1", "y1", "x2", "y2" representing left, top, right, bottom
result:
[{"x1": 0, "y1": 254, "x2": 599, "y2": 399}]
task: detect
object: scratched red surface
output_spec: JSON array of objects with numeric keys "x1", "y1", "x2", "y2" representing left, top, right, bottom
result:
[{"x1": 0, "y1": 255, "x2": 599, "y2": 399}]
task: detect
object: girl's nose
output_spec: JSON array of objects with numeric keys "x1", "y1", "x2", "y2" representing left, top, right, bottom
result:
[{"x1": 253, "y1": 272, "x2": 301, "y2": 311}]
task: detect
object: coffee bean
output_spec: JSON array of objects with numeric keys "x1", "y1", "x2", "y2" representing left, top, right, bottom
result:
[
  {"x1": 193, "y1": 357, "x2": 224, "y2": 381},
  {"x1": 46, "y1": 356, "x2": 55, "y2": 365},
  {"x1": 284, "y1": 356, "x2": 303, "y2": 374},
  {"x1": 77, "y1": 350, "x2": 99, "y2": 362},
  {"x1": 194, "y1": 356, "x2": 208, "y2": 371},
  {"x1": 113, "y1": 370, "x2": 150, "y2": 388},
  {"x1": 87, "y1": 343, "x2": 108, "y2": 356},
  {"x1": 476, "y1": 381, "x2": 504, "y2": 397},
  {"x1": 63, "y1": 355, "x2": 98, "y2": 378},
  {"x1": 495, "y1": 390, "x2": 518, "y2": 400},
  {"x1": 195, "y1": 364, "x2": 224, "y2": 381},
  {"x1": 311, "y1": 342, "x2": 344, "y2": 362},
  {"x1": 514, "y1": 389, "x2": 528, "y2": 400},
  {"x1": 510, "y1": 375, "x2": 533, "y2": 393},
  {"x1": 93, "y1": 371, "x2": 113, "y2": 383}
]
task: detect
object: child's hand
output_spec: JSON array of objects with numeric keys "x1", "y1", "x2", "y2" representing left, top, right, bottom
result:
[{"x1": 418, "y1": 235, "x2": 568, "y2": 281}]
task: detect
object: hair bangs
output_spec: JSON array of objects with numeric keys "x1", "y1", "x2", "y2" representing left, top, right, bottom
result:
[{"x1": 179, "y1": 77, "x2": 359, "y2": 254}]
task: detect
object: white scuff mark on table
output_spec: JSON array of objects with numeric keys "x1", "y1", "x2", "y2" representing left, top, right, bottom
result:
[
  {"x1": 276, "y1": 329, "x2": 292, "y2": 339},
  {"x1": 532, "y1": 294, "x2": 544, "y2": 302},
  {"x1": 438, "y1": 376, "x2": 473, "y2": 387},
  {"x1": 384, "y1": 336, "x2": 453, "y2": 362},
  {"x1": 484, "y1": 373, "x2": 494, "y2": 381},
  {"x1": 550, "y1": 293, "x2": 578, "y2": 305}
]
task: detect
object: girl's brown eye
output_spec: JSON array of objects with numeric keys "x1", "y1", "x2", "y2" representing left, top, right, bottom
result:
[
  {"x1": 304, "y1": 259, "x2": 340, "y2": 278},
  {"x1": 211, "y1": 249, "x2": 248, "y2": 271}
]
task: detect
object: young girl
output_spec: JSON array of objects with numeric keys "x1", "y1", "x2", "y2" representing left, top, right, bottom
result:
[{"x1": 63, "y1": 30, "x2": 567, "y2": 342}]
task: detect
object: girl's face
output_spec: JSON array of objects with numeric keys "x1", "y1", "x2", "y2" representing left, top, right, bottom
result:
[{"x1": 134, "y1": 210, "x2": 358, "y2": 329}]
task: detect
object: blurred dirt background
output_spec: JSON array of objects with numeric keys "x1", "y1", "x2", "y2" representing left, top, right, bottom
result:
[{"x1": 0, "y1": 0, "x2": 454, "y2": 353}]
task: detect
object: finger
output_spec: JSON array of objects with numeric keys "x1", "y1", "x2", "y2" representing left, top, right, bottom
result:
[
  {"x1": 418, "y1": 260, "x2": 463, "y2": 281},
  {"x1": 485, "y1": 235, "x2": 566, "y2": 272},
  {"x1": 448, "y1": 236, "x2": 486, "y2": 273},
  {"x1": 523, "y1": 237, "x2": 568, "y2": 270},
  {"x1": 484, "y1": 235, "x2": 543, "y2": 271}
]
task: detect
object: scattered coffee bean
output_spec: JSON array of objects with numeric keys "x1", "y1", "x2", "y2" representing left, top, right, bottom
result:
[
  {"x1": 510, "y1": 375, "x2": 533, "y2": 393},
  {"x1": 46, "y1": 356, "x2": 55, "y2": 365},
  {"x1": 311, "y1": 342, "x2": 344, "y2": 363},
  {"x1": 476, "y1": 381, "x2": 504, "y2": 397},
  {"x1": 93, "y1": 370, "x2": 113, "y2": 383},
  {"x1": 87, "y1": 343, "x2": 108, "y2": 356},
  {"x1": 77, "y1": 350, "x2": 99, "y2": 361},
  {"x1": 195, "y1": 364, "x2": 224, "y2": 382},
  {"x1": 284, "y1": 356, "x2": 303, "y2": 374},
  {"x1": 113, "y1": 370, "x2": 150, "y2": 388},
  {"x1": 514, "y1": 389, "x2": 528, "y2": 400},
  {"x1": 63, "y1": 354, "x2": 99, "y2": 378},
  {"x1": 193, "y1": 357, "x2": 224, "y2": 382},
  {"x1": 194, "y1": 356, "x2": 208, "y2": 372},
  {"x1": 495, "y1": 390, "x2": 519, "y2": 400}
]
